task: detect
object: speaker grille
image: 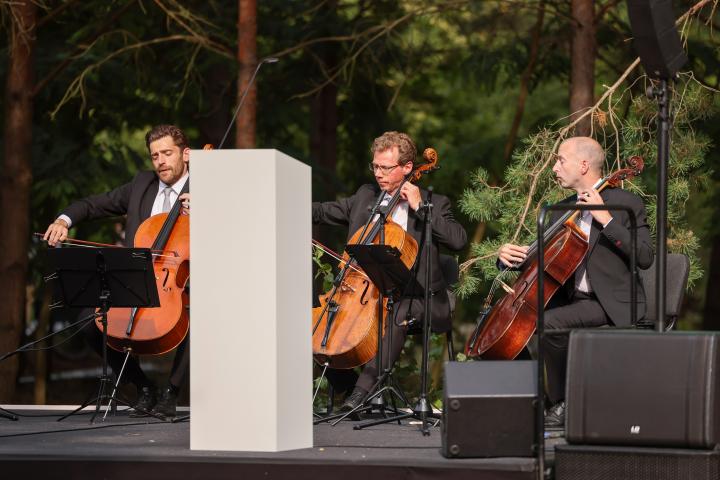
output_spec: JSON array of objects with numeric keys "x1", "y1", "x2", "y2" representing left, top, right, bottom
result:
[{"x1": 556, "y1": 445, "x2": 720, "y2": 480}]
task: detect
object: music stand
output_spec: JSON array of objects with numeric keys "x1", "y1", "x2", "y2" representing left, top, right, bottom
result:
[
  {"x1": 327, "y1": 243, "x2": 423, "y2": 425},
  {"x1": 47, "y1": 247, "x2": 160, "y2": 422}
]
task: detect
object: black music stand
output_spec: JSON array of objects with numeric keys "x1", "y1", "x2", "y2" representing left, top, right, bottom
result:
[
  {"x1": 47, "y1": 247, "x2": 160, "y2": 422},
  {"x1": 326, "y1": 243, "x2": 423, "y2": 425}
]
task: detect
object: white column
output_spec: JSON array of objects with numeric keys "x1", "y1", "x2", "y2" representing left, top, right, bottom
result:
[{"x1": 189, "y1": 149, "x2": 312, "y2": 451}]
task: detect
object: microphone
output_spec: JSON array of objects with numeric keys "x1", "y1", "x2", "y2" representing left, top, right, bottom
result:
[
  {"x1": 368, "y1": 189, "x2": 387, "y2": 216},
  {"x1": 217, "y1": 56, "x2": 280, "y2": 149},
  {"x1": 419, "y1": 186, "x2": 433, "y2": 213}
]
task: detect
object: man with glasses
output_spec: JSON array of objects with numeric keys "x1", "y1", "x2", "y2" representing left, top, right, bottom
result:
[
  {"x1": 312, "y1": 131, "x2": 467, "y2": 412},
  {"x1": 497, "y1": 136, "x2": 653, "y2": 427}
]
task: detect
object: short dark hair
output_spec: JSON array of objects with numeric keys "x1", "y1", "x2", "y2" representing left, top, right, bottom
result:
[
  {"x1": 145, "y1": 125, "x2": 189, "y2": 151},
  {"x1": 370, "y1": 131, "x2": 416, "y2": 165}
]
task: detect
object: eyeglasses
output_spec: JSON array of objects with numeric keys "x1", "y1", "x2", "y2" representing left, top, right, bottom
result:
[{"x1": 368, "y1": 163, "x2": 402, "y2": 175}]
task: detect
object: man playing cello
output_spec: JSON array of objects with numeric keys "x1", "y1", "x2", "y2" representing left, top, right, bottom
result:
[
  {"x1": 498, "y1": 136, "x2": 654, "y2": 427},
  {"x1": 313, "y1": 131, "x2": 467, "y2": 412},
  {"x1": 43, "y1": 124, "x2": 191, "y2": 419}
]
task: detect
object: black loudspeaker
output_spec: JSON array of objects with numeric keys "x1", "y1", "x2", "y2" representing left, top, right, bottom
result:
[
  {"x1": 556, "y1": 444, "x2": 720, "y2": 480},
  {"x1": 566, "y1": 331, "x2": 720, "y2": 448},
  {"x1": 627, "y1": 0, "x2": 688, "y2": 78},
  {"x1": 441, "y1": 360, "x2": 537, "y2": 458}
]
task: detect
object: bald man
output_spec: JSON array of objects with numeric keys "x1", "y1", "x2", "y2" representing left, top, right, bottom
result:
[{"x1": 498, "y1": 137, "x2": 653, "y2": 427}]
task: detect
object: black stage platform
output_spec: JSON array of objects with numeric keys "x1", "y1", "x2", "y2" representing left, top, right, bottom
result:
[{"x1": 0, "y1": 406, "x2": 547, "y2": 480}]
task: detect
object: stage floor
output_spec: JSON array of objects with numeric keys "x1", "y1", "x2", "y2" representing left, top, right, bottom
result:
[{"x1": 0, "y1": 406, "x2": 560, "y2": 480}]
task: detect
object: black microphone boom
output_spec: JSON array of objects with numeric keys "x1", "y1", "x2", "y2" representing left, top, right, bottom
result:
[{"x1": 217, "y1": 56, "x2": 279, "y2": 149}]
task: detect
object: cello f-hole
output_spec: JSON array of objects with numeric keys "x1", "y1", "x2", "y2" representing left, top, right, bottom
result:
[
  {"x1": 359, "y1": 280, "x2": 371, "y2": 305},
  {"x1": 161, "y1": 267, "x2": 171, "y2": 291}
]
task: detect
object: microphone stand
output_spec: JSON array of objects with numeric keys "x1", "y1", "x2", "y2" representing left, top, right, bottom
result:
[
  {"x1": 649, "y1": 78, "x2": 670, "y2": 332},
  {"x1": 0, "y1": 309, "x2": 101, "y2": 421},
  {"x1": 0, "y1": 407, "x2": 18, "y2": 421},
  {"x1": 217, "y1": 56, "x2": 279, "y2": 149},
  {"x1": 172, "y1": 57, "x2": 279, "y2": 425}
]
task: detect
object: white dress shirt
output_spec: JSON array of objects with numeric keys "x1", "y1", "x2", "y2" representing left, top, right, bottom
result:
[
  {"x1": 151, "y1": 173, "x2": 189, "y2": 216},
  {"x1": 575, "y1": 210, "x2": 593, "y2": 293},
  {"x1": 375, "y1": 193, "x2": 409, "y2": 231}
]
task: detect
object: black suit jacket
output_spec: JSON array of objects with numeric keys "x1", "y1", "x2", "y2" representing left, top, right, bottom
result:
[
  {"x1": 312, "y1": 183, "x2": 467, "y2": 332},
  {"x1": 61, "y1": 171, "x2": 188, "y2": 247},
  {"x1": 550, "y1": 187, "x2": 654, "y2": 326}
]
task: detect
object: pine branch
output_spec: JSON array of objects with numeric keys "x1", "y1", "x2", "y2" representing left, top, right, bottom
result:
[{"x1": 457, "y1": 0, "x2": 717, "y2": 294}]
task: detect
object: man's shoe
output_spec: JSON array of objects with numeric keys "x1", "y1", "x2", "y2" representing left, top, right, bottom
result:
[
  {"x1": 152, "y1": 386, "x2": 178, "y2": 419},
  {"x1": 129, "y1": 385, "x2": 156, "y2": 418},
  {"x1": 544, "y1": 401, "x2": 566, "y2": 428},
  {"x1": 340, "y1": 387, "x2": 367, "y2": 412}
]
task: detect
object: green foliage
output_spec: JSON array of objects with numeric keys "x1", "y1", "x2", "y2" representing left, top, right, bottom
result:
[
  {"x1": 4, "y1": 0, "x2": 720, "y2": 403},
  {"x1": 458, "y1": 77, "x2": 715, "y2": 297},
  {"x1": 312, "y1": 246, "x2": 335, "y2": 292}
]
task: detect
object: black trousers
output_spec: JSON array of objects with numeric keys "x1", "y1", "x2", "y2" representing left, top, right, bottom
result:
[
  {"x1": 82, "y1": 311, "x2": 189, "y2": 390},
  {"x1": 542, "y1": 290, "x2": 608, "y2": 404}
]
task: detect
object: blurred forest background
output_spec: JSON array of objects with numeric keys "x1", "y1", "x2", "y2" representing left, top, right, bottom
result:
[{"x1": 1, "y1": 0, "x2": 720, "y2": 406}]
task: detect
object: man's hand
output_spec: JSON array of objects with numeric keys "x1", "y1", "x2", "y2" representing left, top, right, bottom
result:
[
  {"x1": 399, "y1": 183, "x2": 422, "y2": 211},
  {"x1": 576, "y1": 188, "x2": 612, "y2": 226},
  {"x1": 498, "y1": 243, "x2": 529, "y2": 268},
  {"x1": 43, "y1": 219, "x2": 69, "y2": 247},
  {"x1": 179, "y1": 193, "x2": 190, "y2": 215}
]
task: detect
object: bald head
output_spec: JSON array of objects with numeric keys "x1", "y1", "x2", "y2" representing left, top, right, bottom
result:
[{"x1": 560, "y1": 137, "x2": 605, "y2": 176}]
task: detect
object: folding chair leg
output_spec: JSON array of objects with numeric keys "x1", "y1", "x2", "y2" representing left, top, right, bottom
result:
[{"x1": 446, "y1": 330, "x2": 455, "y2": 361}]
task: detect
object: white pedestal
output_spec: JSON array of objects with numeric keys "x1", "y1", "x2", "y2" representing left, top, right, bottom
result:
[{"x1": 189, "y1": 149, "x2": 312, "y2": 451}]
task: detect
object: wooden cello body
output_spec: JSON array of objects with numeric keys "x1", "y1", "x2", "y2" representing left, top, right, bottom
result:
[
  {"x1": 465, "y1": 156, "x2": 644, "y2": 359},
  {"x1": 97, "y1": 202, "x2": 190, "y2": 355},
  {"x1": 312, "y1": 220, "x2": 417, "y2": 369},
  {"x1": 467, "y1": 221, "x2": 588, "y2": 359}
]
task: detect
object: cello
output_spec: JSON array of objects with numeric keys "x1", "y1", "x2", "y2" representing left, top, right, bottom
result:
[
  {"x1": 97, "y1": 192, "x2": 189, "y2": 355},
  {"x1": 465, "y1": 156, "x2": 644, "y2": 359},
  {"x1": 312, "y1": 148, "x2": 439, "y2": 369}
]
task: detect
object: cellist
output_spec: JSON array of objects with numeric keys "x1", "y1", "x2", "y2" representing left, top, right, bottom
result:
[
  {"x1": 43, "y1": 124, "x2": 191, "y2": 419},
  {"x1": 498, "y1": 136, "x2": 653, "y2": 427},
  {"x1": 312, "y1": 131, "x2": 467, "y2": 412}
]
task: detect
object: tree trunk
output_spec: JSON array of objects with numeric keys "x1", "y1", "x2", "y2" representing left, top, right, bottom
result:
[
  {"x1": 569, "y1": 0, "x2": 595, "y2": 136},
  {"x1": 236, "y1": 0, "x2": 257, "y2": 148},
  {"x1": 703, "y1": 235, "x2": 720, "y2": 330},
  {"x1": 1, "y1": 0, "x2": 37, "y2": 402},
  {"x1": 310, "y1": 64, "x2": 339, "y2": 199}
]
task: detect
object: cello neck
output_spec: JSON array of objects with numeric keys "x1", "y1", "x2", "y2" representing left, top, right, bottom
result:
[{"x1": 151, "y1": 182, "x2": 188, "y2": 251}]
